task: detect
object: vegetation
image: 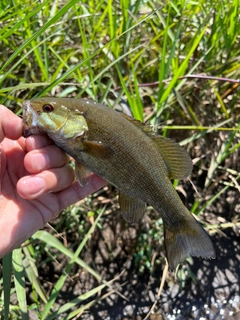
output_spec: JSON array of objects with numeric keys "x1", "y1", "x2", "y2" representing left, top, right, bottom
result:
[{"x1": 0, "y1": 0, "x2": 239, "y2": 318}]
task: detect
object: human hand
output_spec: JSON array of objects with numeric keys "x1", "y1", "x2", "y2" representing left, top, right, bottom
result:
[{"x1": 0, "y1": 105, "x2": 106, "y2": 258}]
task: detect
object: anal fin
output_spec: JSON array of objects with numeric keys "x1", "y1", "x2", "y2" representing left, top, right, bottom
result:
[{"x1": 119, "y1": 192, "x2": 146, "y2": 224}]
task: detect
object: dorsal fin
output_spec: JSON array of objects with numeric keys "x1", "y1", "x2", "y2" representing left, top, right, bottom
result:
[
  {"x1": 120, "y1": 113, "x2": 155, "y2": 136},
  {"x1": 120, "y1": 113, "x2": 192, "y2": 179},
  {"x1": 154, "y1": 136, "x2": 193, "y2": 179}
]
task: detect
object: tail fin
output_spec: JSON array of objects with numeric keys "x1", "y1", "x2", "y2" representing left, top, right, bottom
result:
[{"x1": 164, "y1": 215, "x2": 215, "y2": 271}]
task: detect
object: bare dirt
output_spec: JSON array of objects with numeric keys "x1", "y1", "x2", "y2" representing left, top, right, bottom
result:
[{"x1": 35, "y1": 183, "x2": 240, "y2": 320}]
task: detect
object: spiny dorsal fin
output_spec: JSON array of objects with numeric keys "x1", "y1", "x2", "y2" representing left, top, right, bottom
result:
[
  {"x1": 120, "y1": 113, "x2": 155, "y2": 136},
  {"x1": 154, "y1": 136, "x2": 193, "y2": 179}
]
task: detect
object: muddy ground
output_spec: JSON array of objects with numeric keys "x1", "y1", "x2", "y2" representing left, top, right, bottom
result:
[{"x1": 34, "y1": 184, "x2": 240, "y2": 320}]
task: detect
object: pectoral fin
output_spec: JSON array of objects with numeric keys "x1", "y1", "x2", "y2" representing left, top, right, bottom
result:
[
  {"x1": 75, "y1": 162, "x2": 92, "y2": 187},
  {"x1": 119, "y1": 192, "x2": 146, "y2": 224},
  {"x1": 154, "y1": 137, "x2": 193, "y2": 179},
  {"x1": 82, "y1": 140, "x2": 113, "y2": 159}
]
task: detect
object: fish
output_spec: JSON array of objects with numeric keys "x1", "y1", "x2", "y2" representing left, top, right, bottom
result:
[{"x1": 22, "y1": 97, "x2": 215, "y2": 271}]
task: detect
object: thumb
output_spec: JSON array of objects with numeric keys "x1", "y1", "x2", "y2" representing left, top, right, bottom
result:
[{"x1": 0, "y1": 148, "x2": 6, "y2": 192}]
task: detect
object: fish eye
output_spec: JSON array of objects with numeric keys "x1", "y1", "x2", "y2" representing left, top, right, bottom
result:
[{"x1": 42, "y1": 104, "x2": 54, "y2": 113}]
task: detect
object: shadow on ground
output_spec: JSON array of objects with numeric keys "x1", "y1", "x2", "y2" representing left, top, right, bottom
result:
[{"x1": 80, "y1": 228, "x2": 240, "y2": 320}]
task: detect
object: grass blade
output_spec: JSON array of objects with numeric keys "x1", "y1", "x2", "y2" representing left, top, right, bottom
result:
[
  {"x1": 22, "y1": 246, "x2": 48, "y2": 304},
  {"x1": 1, "y1": 0, "x2": 81, "y2": 71},
  {"x1": 2, "y1": 252, "x2": 12, "y2": 319},
  {"x1": 41, "y1": 208, "x2": 105, "y2": 318},
  {"x1": 159, "y1": 24, "x2": 209, "y2": 106},
  {"x1": 12, "y1": 249, "x2": 28, "y2": 320}
]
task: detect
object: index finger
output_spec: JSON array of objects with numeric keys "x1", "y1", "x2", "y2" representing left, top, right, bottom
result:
[
  {"x1": 25, "y1": 134, "x2": 55, "y2": 151},
  {"x1": 57, "y1": 174, "x2": 107, "y2": 211},
  {"x1": 0, "y1": 105, "x2": 23, "y2": 142}
]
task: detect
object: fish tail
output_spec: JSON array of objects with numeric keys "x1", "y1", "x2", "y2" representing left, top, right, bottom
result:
[{"x1": 164, "y1": 213, "x2": 215, "y2": 271}]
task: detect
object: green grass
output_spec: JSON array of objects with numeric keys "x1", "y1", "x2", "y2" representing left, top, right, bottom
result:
[{"x1": 0, "y1": 0, "x2": 239, "y2": 318}]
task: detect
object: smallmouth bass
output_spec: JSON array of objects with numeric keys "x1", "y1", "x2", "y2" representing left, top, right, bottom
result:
[{"x1": 22, "y1": 97, "x2": 215, "y2": 270}]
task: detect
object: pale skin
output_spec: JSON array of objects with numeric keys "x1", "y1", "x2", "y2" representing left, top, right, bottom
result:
[{"x1": 0, "y1": 105, "x2": 106, "y2": 258}]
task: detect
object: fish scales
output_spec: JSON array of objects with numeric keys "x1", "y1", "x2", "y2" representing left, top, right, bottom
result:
[
  {"x1": 46, "y1": 101, "x2": 169, "y2": 204},
  {"x1": 22, "y1": 97, "x2": 215, "y2": 270}
]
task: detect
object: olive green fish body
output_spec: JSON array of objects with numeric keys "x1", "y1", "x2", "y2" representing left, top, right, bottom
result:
[{"x1": 22, "y1": 97, "x2": 215, "y2": 270}]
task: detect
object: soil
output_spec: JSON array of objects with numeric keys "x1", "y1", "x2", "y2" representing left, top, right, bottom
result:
[{"x1": 34, "y1": 184, "x2": 240, "y2": 320}]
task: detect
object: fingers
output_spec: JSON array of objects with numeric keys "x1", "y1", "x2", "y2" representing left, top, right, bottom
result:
[
  {"x1": 57, "y1": 174, "x2": 107, "y2": 211},
  {"x1": 18, "y1": 133, "x2": 107, "y2": 206},
  {"x1": 0, "y1": 105, "x2": 23, "y2": 142},
  {"x1": 19, "y1": 134, "x2": 74, "y2": 198},
  {"x1": 25, "y1": 135, "x2": 54, "y2": 151},
  {"x1": 0, "y1": 148, "x2": 6, "y2": 189},
  {"x1": 24, "y1": 144, "x2": 69, "y2": 173},
  {"x1": 17, "y1": 164, "x2": 75, "y2": 199}
]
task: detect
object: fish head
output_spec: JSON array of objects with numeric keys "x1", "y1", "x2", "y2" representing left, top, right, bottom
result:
[{"x1": 22, "y1": 98, "x2": 89, "y2": 140}]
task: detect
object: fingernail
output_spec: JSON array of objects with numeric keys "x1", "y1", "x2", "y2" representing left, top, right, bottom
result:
[
  {"x1": 31, "y1": 152, "x2": 50, "y2": 171},
  {"x1": 26, "y1": 136, "x2": 35, "y2": 148},
  {"x1": 23, "y1": 176, "x2": 45, "y2": 196}
]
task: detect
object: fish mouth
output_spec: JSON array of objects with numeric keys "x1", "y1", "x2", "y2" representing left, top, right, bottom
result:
[
  {"x1": 22, "y1": 100, "x2": 33, "y2": 126},
  {"x1": 22, "y1": 100, "x2": 42, "y2": 137},
  {"x1": 23, "y1": 125, "x2": 42, "y2": 138}
]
